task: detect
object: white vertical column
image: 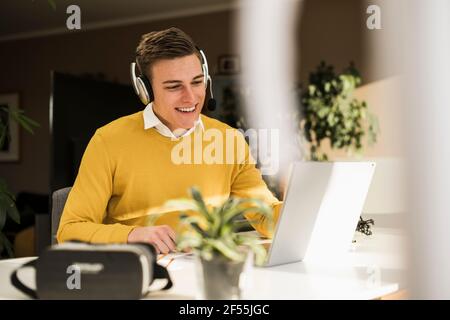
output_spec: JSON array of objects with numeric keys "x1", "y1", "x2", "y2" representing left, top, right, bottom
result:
[
  {"x1": 406, "y1": 0, "x2": 450, "y2": 299},
  {"x1": 238, "y1": 0, "x2": 302, "y2": 178}
]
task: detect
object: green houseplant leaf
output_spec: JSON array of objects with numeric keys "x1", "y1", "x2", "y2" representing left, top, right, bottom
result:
[
  {"x1": 299, "y1": 62, "x2": 379, "y2": 236},
  {"x1": 166, "y1": 187, "x2": 273, "y2": 266},
  {"x1": 0, "y1": 107, "x2": 39, "y2": 258}
]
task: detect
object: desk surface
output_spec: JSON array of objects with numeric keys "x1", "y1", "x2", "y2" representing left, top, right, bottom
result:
[{"x1": 0, "y1": 228, "x2": 406, "y2": 300}]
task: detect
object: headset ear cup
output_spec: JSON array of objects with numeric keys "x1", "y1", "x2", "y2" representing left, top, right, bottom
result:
[
  {"x1": 136, "y1": 78, "x2": 150, "y2": 105},
  {"x1": 142, "y1": 76, "x2": 153, "y2": 102}
]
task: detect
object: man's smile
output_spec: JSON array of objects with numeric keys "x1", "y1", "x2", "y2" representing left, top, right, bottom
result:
[{"x1": 175, "y1": 104, "x2": 197, "y2": 113}]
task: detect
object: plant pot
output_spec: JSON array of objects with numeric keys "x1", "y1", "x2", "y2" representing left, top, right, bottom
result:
[{"x1": 196, "y1": 253, "x2": 251, "y2": 300}]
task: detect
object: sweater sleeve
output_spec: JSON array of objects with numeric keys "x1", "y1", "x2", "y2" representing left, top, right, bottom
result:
[
  {"x1": 56, "y1": 132, "x2": 136, "y2": 244},
  {"x1": 229, "y1": 131, "x2": 282, "y2": 238}
]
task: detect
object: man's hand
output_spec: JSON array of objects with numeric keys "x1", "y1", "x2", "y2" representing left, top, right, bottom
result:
[{"x1": 127, "y1": 225, "x2": 177, "y2": 254}]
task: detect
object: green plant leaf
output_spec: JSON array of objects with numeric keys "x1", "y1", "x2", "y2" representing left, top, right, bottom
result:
[
  {"x1": 165, "y1": 199, "x2": 198, "y2": 212},
  {"x1": 0, "y1": 206, "x2": 7, "y2": 231},
  {"x1": 176, "y1": 232, "x2": 203, "y2": 251},
  {"x1": 190, "y1": 221, "x2": 209, "y2": 238},
  {"x1": 223, "y1": 199, "x2": 273, "y2": 237},
  {"x1": 180, "y1": 215, "x2": 204, "y2": 226},
  {"x1": 317, "y1": 107, "x2": 329, "y2": 119},
  {"x1": 199, "y1": 246, "x2": 214, "y2": 261},
  {"x1": 0, "y1": 127, "x2": 7, "y2": 150},
  {"x1": 204, "y1": 238, "x2": 244, "y2": 262},
  {"x1": 0, "y1": 180, "x2": 15, "y2": 200},
  {"x1": 0, "y1": 231, "x2": 14, "y2": 258},
  {"x1": 209, "y1": 205, "x2": 224, "y2": 238},
  {"x1": 0, "y1": 192, "x2": 20, "y2": 224},
  {"x1": 18, "y1": 114, "x2": 40, "y2": 134},
  {"x1": 11, "y1": 114, "x2": 35, "y2": 134},
  {"x1": 48, "y1": 0, "x2": 56, "y2": 10},
  {"x1": 7, "y1": 203, "x2": 20, "y2": 225},
  {"x1": 189, "y1": 187, "x2": 213, "y2": 223},
  {"x1": 237, "y1": 236, "x2": 267, "y2": 266},
  {"x1": 5, "y1": 108, "x2": 40, "y2": 135},
  {"x1": 232, "y1": 219, "x2": 256, "y2": 233}
]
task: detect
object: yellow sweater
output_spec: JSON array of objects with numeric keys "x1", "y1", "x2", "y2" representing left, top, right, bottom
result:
[{"x1": 57, "y1": 112, "x2": 281, "y2": 244}]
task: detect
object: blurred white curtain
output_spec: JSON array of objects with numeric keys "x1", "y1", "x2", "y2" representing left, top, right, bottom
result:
[
  {"x1": 405, "y1": 0, "x2": 450, "y2": 299},
  {"x1": 238, "y1": 0, "x2": 302, "y2": 179}
]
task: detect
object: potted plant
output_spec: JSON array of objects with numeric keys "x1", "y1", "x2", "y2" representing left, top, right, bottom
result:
[
  {"x1": 0, "y1": 106, "x2": 39, "y2": 258},
  {"x1": 299, "y1": 61, "x2": 379, "y2": 161},
  {"x1": 300, "y1": 61, "x2": 379, "y2": 235},
  {"x1": 166, "y1": 187, "x2": 273, "y2": 300}
]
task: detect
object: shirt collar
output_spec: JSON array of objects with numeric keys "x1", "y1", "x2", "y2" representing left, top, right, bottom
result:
[{"x1": 143, "y1": 102, "x2": 204, "y2": 138}]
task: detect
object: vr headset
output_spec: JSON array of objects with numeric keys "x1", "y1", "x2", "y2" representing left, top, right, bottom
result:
[{"x1": 10, "y1": 241, "x2": 173, "y2": 300}]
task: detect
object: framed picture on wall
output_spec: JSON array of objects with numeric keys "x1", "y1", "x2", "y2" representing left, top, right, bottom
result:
[
  {"x1": 218, "y1": 55, "x2": 240, "y2": 75},
  {"x1": 0, "y1": 93, "x2": 20, "y2": 162}
]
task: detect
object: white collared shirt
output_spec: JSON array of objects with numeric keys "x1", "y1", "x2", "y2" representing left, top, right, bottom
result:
[{"x1": 143, "y1": 102, "x2": 204, "y2": 139}]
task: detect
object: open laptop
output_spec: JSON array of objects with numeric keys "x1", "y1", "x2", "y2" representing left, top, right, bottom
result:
[{"x1": 262, "y1": 161, "x2": 376, "y2": 267}]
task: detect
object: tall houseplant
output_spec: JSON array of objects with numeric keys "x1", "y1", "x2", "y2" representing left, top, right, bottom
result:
[
  {"x1": 0, "y1": 107, "x2": 39, "y2": 257},
  {"x1": 300, "y1": 61, "x2": 379, "y2": 234},
  {"x1": 166, "y1": 187, "x2": 273, "y2": 299},
  {"x1": 300, "y1": 61, "x2": 379, "y2": 161}
]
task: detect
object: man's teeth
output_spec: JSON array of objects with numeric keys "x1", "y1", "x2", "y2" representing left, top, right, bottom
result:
[{"x1": 176, "y1": 106, "x2": 196, "y2": 112}]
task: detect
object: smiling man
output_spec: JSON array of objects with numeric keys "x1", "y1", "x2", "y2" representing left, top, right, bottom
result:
[{"x1": 57, "y1": 27, "x2": 281, "y2": 253}]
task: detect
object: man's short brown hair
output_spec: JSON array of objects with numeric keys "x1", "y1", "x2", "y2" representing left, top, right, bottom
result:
[{"x1": 135, "y1": 27, "x2": 200, "y2": 81}]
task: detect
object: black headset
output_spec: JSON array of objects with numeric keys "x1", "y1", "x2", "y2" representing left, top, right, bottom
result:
[{"x1": 130, "y1": 48, "x2": 216, "y2": 111}]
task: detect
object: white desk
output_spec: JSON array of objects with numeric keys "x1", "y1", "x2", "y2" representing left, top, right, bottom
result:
[{"x1": 0, "y1": 228, "x2": 406, "y2": 300}]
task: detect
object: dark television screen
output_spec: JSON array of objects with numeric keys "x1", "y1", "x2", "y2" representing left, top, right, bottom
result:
[{"x1": 50, "y1": 72, "x2": 141, "y2": 192}]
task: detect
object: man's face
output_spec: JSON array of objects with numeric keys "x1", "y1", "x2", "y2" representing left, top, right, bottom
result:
[{"x1": 150, "y1": 54, "x2": 206, "y2": 131}]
